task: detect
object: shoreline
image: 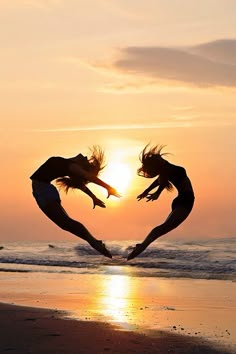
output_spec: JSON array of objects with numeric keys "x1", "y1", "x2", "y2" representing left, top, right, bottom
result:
[{"x1": 0, "y1": 302, "x2": 229, "y2": 354}]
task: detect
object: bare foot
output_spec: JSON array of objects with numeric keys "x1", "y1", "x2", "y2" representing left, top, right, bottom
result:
[
  {"x1": 89, "y1": 239, "x2": 112, "y2": 259},
  {"x1": 127, "y1": 243, "x2": 147, "y2": 261}
]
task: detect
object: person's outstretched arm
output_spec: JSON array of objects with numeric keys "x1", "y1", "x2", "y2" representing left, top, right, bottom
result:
[
  {"x1": 137, "y1": 177, "x2": 160, "y2": 201},
  {"x1": 91, "y1": 176, "x2": 121, "y2": 198},
  {"x1": 80, "y1": 186, "x2": 106, "y2": 209},
  {"x1": 69, "y1": 163, "x2": 121, "y2": 198},
  {"x1": 145, "y1": 184, "x2": 165, "y2": 202}
]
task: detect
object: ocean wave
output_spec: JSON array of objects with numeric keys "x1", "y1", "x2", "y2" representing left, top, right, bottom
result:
[{"x1": 0, "y1": 239, "x2": 235, "y2": 281}]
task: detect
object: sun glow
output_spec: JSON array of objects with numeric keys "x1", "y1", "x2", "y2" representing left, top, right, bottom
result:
[{"x1": 101, "y1": 161, "x2": 132, "y2": 194}]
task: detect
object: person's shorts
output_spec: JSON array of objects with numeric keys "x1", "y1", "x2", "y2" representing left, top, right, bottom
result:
[
  {"x1": 32, "y1": 180, "x2": 60, "y2": 210},
  {"x1": 171, "y1": 192, "x2": 195, "y2": 211}
]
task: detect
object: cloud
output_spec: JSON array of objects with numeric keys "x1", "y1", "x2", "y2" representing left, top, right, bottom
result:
[
  {"x1": 111, "y1": 39, "x2": 236, "y2": 88},
  {"x1": 31, "y1": 122, "x2": 193, "y2": 133},
  {"x1": 31, "y1": 117, "x2": 235, "y2": 134},
  {"x1": 188, "y1": 39, "x2": 236, "y2": 65}
]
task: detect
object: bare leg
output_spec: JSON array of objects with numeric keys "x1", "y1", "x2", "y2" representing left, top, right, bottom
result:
[
  {"x1": 39, "y1": 200, "x2": 112, "y2": 258},
  {"x1": 127, "y1": 207, "x2": 191, "y2": 260}
]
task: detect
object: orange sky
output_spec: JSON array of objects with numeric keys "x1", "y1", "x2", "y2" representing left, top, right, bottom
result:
[{"x1": 1, "y1": 1, "x2": 236, "y2": 242}]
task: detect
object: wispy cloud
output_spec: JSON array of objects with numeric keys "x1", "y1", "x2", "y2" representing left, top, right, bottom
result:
[
  {"x1": 100, "y1": 39, "x2": 236, "y2": 88},
  {"x1": 31, "y1": 122, "x2": 192, "y2": 133},
  {"x1": 31, "y1": 117, "x2": 235, "y2": 134}
]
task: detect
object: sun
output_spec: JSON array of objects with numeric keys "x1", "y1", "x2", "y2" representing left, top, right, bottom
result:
[{"x1": 101, "y1": 161, "x2": 132, "y2": 194}]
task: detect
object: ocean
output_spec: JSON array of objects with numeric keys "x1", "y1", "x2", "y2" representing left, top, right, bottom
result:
[{"x1": 0, "y1": 238, "x2": 235, "y2": 281}]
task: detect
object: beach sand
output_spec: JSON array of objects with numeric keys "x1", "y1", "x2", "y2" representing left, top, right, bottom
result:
[
  {"x1": 0, "y1": 302, "x2": 228, "y2": 354},
  {"x1": 0, "y1": 270, "x2": 235, "y2": 353}
]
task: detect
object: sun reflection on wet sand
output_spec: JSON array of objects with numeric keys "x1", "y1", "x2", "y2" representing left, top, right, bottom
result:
[{"x1": 100, "y1": 272, "x2": 131, "y2": 325}]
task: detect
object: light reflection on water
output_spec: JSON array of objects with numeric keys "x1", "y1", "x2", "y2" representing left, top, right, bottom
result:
[
  {"x1": 100, "y1": 272, "x2": 131, "y2": 325},
  {"x1": 94, "y1": 266, "x2": 166, "y2": 330}
]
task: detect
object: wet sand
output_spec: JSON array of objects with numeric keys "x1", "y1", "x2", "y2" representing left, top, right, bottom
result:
[
  {"x1": 0, "y1": 302, "x2": 228, "y2": 354},
  {"x1": 0, "y1": 271, "x2": 235, "y2": 353}
]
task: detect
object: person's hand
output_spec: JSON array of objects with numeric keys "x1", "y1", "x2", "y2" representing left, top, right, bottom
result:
[
  {"x1": 93, "y1": 197, "x2": 106, "y2": 209},
  {"x1": 107, "y1": 186, "x2": 121, "y2": 199},
  {"x1": 137, "y1": 191, "x2": 148, "y2": 201},
  {"x1": 146, "y1": 192, "x2": 159, "y2": 202}
]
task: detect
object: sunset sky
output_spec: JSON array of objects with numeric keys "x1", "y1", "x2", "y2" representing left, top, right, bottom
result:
[{"x1": 1, "y1": 0, "x2": 236, "y2": 243}]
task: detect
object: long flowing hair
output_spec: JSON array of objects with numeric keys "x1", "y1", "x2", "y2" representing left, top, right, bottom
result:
[
  {"x1": 56, "y1": 145, "x2": 105, "y2": 193},
  {"x1": 138, "y1": 144, "x2": 173, "y2": 191}
]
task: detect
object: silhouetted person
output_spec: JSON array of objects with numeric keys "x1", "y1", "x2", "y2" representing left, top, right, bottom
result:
[
  {"x1": 128, "y1": 144, "x2": 194, "y2": 260},
  {"x1": 30, "y1": 146, "x2": 120, "y2": 258}
]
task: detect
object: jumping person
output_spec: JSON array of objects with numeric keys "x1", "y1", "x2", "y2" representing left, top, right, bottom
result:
[
  {"x1": 30, "y1": 146, "x2": 120, "y2": 258},
  {"x1": 127, "y1": 144, "x2": 194, "y2": 260}
]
